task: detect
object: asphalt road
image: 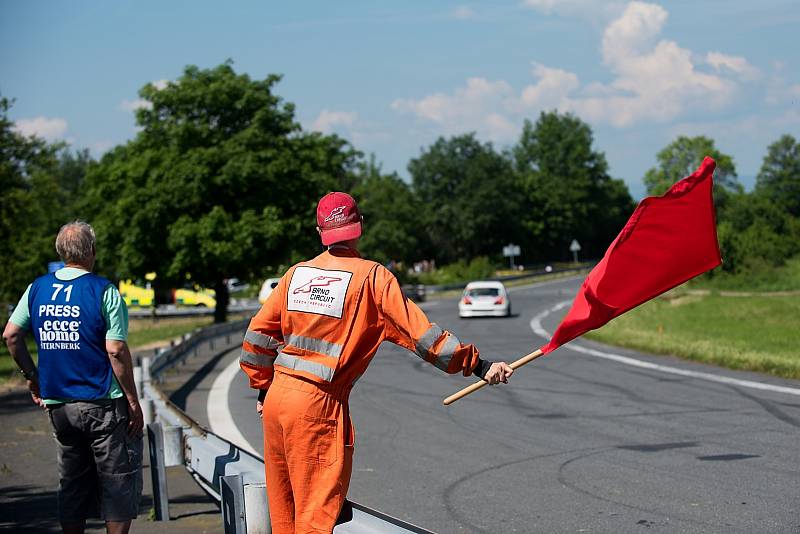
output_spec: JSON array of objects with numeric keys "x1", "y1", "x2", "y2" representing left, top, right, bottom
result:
[{"x1": 205, "y1": 277, "x2": 799, "y2": 534}]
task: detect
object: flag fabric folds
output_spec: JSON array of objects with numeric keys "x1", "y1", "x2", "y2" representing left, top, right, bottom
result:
[{"x1": 540, "y1": 156, "x2": 722, "y2": 355}]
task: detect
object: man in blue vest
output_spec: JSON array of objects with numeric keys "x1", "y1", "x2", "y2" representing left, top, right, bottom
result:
[{"x1": 2, "y1": 221, "x2": 143, "y2": 534}]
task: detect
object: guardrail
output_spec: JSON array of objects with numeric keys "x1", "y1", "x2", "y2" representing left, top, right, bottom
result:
[
  {"x1": 408, "y1": 262, "x2": 595, "y2": 299},
  {"x1": 135, "y1": 319, "x2": 435, "y2": 533},
  {"x1": 148, "y1": 319, "x2": 250, "y2": 377},
  {"x1": 129, "y1": 301, "x2": 260, "y2": 318}
]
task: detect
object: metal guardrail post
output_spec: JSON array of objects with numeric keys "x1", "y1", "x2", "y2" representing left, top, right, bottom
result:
[
  {"x1": 147, "y1": 421, "x2": 170, "y2": 521},
  {"x1": 142, "y1": 398, "x2": 155, "y2": 426},
  {"x1": 221, "y1": 474, "x2": 246, "y2": 534},
  {"x1": 244, "y1": 483, "x2": 270, "y2": 534},
  {"x1": 163, "y1": 425, "x2": 184, "y2": 467},
  {"x1": 141, "y1": 357, "x2": 155, "y2": 425},
  {"x1": 142, "y1": 356, "x2": 151, "y2": 384},
  {"x1": 133, "y1": 365, "x2": 143, "y2": 399}
]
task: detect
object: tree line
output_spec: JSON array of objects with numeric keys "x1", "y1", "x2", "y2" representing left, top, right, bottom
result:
[{"x1": 2, "y1": 63, "x2": 798, "y2": 322}]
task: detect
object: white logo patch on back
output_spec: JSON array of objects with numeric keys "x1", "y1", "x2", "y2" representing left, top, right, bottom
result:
[{"x1": 287, "y1": 266, "x2": 352, "y2": 319}]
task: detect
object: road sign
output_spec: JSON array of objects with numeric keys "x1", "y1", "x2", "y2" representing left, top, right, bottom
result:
[
  {"x1": 569, "y1": 239, "x2": 581, "y2": 263},
  {"x1": 502, "y1": 244, "x2": 521, "y2": 269}
]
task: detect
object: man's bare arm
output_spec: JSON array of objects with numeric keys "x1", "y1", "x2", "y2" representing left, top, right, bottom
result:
[
  {"x1": 106, "y1": 339, "x2": 143, "y2": 436},
  {"x1": 2, "y1": 321, "x2": 43, "y2": 407}
]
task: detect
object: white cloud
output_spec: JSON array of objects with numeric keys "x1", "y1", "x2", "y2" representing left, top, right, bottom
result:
[
  {"x1": 705, "y1": 52, "x2": 760, "y2": 81},
  {"x1": 120, "y1": 80, "x2": 169, "y2": 113},
  {"x1": 392, "y1": 78, "x2": 516, "y2": 141},
  {"x1": 522, "y1": 0, "x2": 625, "y2": 20},
  {"x1": 120, "y1": 98, "x2": 152, "y2": 112},
  {"x1": 395, "y1": 1, "x2": 757, "y2": 136},
  {"x1": 601, "y1": 1, "x2": 667, "y2": 61},
  {"x1": 516, "y1": 63, "x2": 580, "y2": 111},
  {"x1": 13, "y1": 116, "x2": 68, "y2": 141},
  {"x1": 393, "y1": 77, "x2": 512, "y2": 122},
  {"x1": 310, "y1": 110, "x2": 358, "y2": 133},
  {"x1": 484, "y1": 113, "x2": 517, "y2": 140},
  {"x1": 569, "y1": 1, "x2": 737, "y2": 126},
  {"x1": 452, "y1": 6, "x2": 474, "y2": 19}
]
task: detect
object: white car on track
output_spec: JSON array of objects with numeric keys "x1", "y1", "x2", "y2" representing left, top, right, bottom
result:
[{"x1": 458, "y1": 281, "x2": 511, "y2": 318}]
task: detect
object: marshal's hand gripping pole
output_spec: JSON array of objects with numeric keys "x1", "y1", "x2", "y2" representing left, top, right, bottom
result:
[{"x1": 443, "y1": 349, "x2": 543, "y2": 405}]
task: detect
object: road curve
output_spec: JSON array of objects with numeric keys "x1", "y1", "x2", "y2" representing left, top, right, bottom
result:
[{"x1": 216, "y1": 277, "x2": 799, "y2": 534}]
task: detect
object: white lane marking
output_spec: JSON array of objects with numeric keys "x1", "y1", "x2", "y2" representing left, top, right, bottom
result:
[
  {"x1": 530, "y1": 301, "x2": 800, "y2": 397},
  {"x1": 207, "y1": 356, "x2": 260, "y2": 456}
]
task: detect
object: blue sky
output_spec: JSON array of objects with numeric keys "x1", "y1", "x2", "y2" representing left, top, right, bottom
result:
[{"x1": 2, "y1": 1, "x2": 798, "y2": 199}]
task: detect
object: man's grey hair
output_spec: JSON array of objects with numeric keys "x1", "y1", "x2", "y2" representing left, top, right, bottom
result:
[{"x1": 55, "y1": 221, "x2": 96, "y2": 264}]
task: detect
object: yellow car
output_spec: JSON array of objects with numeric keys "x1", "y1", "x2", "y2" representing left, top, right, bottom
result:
[
  {"x1": 120, "y1": 272, "x2": 216, "y2": 308},
  {"x1": 174, "y1": 286, "x2": 216, "y2": 307},
  {"x1": 119, "y1": 279, "x2": 154, "y2": 307}
]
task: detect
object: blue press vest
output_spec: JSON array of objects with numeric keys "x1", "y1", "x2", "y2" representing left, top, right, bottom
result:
[{"x1": 28, "y1": 272, "x2": 113, "y2": 400}]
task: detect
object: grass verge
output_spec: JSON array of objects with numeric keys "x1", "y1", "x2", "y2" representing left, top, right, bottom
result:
[
  {"x1": 127, "y1": 316, "x2": 215, "y2": 349},
  {"x1": 692, "y1": 256, "x2": 800, "y2": 292},
  {"x1": 584, "y1": 290, "x2": 800, "y2": 380}
]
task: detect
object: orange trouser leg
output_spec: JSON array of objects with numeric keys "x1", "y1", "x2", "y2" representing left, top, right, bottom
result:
[
  {"x1": 263, "y1": 373, "x2": 354, "y2": 534},
  {"x1": 263, "y1": 400, "x2": 295, "y2": 533}
]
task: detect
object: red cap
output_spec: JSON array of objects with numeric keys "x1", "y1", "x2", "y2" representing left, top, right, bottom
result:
[{"x1": 316, "y1": 192, "x2": 362, "y2": 246}]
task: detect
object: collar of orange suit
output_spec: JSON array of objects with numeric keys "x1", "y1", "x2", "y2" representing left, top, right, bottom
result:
[{"x1": 326, "y1": 245, "x2": 361, "y2": 258}]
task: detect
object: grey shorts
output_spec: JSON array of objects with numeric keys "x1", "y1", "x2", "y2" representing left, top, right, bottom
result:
[{"x1": 48, "y1": 397, "x2": 143, "y2": 522}]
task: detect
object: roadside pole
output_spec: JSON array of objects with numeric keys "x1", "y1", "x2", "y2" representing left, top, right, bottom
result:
[{"x1": 570, "y1": 239, "x2": 581, "y2": 264}]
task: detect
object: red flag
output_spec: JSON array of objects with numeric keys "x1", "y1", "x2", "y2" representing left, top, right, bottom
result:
[{"x1": 540, "y1": 156, "x2": 722, "y2": 355}]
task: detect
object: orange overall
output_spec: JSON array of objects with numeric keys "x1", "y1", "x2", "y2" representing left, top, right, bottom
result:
[{"x1": 240, "y1": 247, "x2": 481, "y2": 533}]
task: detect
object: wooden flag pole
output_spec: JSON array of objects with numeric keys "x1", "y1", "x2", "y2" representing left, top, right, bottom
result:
[{"x1": 443, "y1": 349, "x2": 544, "y2": 405}]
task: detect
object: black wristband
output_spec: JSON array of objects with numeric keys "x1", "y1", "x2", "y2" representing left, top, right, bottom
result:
[
  {"x1": 473, "y1": 358, "x2": 492, "y2": 380},
  {"x1": 257, "y1": 389, "x2": 267, "y2": 402},
  {"x1": 20, "y1": 368, "x2": 38, "y2": 381}
]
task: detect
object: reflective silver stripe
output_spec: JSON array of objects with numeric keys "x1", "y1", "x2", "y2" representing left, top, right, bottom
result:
[
  {"x1": 244, "y1": 330, "x2": 281, "y2": 350},
  {"x1": 240, "y1": 348, "x2": 276, "y2": 369},
  {"x1": 434, "y1": 333, "x2": 461, "y2": 372},
  {"x1": 415, "y1": 324, "x2": 444, "y2": 360},
  {"x1": 274, "y1": 352, "x2": 335, "y2": 382},
  {"x1": 285, "y1": 334, "x2": 342, "y2": 359}
]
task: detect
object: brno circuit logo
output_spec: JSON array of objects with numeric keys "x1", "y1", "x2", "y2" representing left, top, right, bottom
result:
[{"x1": 287, "y1": 267, "x2": 352, "y2": 319}]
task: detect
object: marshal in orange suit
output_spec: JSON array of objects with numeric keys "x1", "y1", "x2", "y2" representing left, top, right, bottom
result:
[{"x1": 240, "y1": 192, "x2": 513, "y2": 533}]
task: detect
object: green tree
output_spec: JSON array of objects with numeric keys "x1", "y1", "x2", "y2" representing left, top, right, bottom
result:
[
  {"x1": 57, "y1": 148, "x2": 93, "y2": 198},
  {"x1": 513, "y1": 111, "x2": 634, "y2": 261},
  {"x1": 0, "y1": 97, "x2": 88, "y2": 318},
  {"x1": 83, "y1": 63, "x2": 359, "y2": 322},
  {"x1": 756, "y1": 134, "x2": 800, "y2": 217},
  {"x1": 643, "y1": 136, "x2": 741, "y2": 200},
  {"x1": 352, "y1": 155, "x2": 421, "y2": 268},
  {"x1": 409, "y1": 134, "x2": 520, "y2": 264},
  {"x1": 715, "y1": 193, "x2": 800, "y2": 274}
]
